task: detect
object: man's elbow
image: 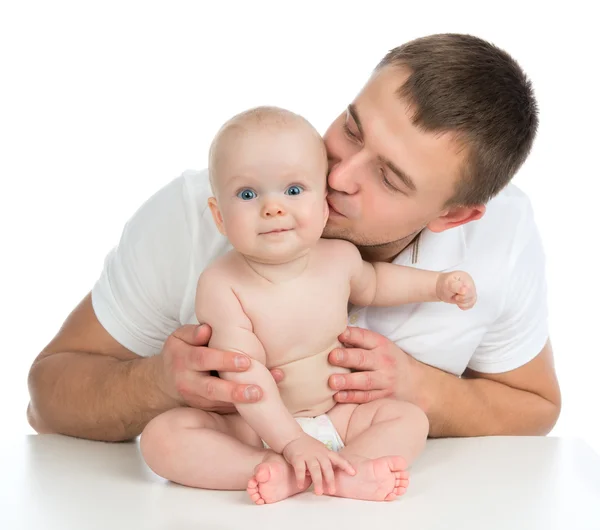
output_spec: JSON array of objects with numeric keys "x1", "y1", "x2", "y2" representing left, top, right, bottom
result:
[
  {"x1": 538, "y1": 395, "x2": 561, "y2": 436},
  {"x1": 27, "y1": 359, "x2": 57, "y2": 434},
  {"x1": 27, "y1": 402, "x2": 56, "y2": 434}
]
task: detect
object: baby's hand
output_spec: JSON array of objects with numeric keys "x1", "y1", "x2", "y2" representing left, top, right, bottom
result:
[
  {"x1": 436, "y1": 271, "x2": 477, "y2": 310},
  {"x1": 282, "y1": 434, "x2": 355, "y2": 495}
]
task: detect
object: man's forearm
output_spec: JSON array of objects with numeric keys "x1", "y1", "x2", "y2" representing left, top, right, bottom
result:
[
  {"x1": 410, "y1": 360, "x2": 560, "y2": 438},
  {"x1": 28, "y1": 351, "x2": 178, "y2": 442}
]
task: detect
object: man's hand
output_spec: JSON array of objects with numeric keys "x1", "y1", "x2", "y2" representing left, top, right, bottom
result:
[
  {"x1": 324, "y1": 327, "x2": 561, "y2": 438},
  {"x1": 326, "y1": 327, "x2": 418, "y2": 405},
  {"x1": 155, "y1": 323, "x2": 264, "y2": 413}
]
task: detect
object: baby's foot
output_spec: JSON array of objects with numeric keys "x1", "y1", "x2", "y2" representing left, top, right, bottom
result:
[
  {"x1": 246, "y1": 453, "x2": 311, "y2": 505},
  {"x1": 329, "y1": 455, "x2": 409, "y2": 501}
]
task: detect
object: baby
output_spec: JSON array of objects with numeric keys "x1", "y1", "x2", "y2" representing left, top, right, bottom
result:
[{"x1": 140, "y1": 106, "x2": 476, "y2": 504}]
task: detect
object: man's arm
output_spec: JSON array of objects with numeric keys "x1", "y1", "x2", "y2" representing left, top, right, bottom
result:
[
  {"x1": 408, "y1": 218, "x2": 560, "y2": 437},
  {"x1": 27, "y1": 293, "x2": 261, "y2": 442},
  {"x1": 27, "y1": 293, "x2": 176, "y2": 441},
  {"x1": 327, "y1": 329, "x2": 560, "y2": 437},
  {"x1": 411, "y1": 339, "x2": 561, "y2": 437},
  {"x1": 329, "y1": 209, "x2": 558, "y2": 436}
]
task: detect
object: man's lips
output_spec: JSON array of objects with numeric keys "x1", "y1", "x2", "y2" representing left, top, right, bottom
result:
[{"x1": 327, "y1": 199, "x2": 345, "y2": 217}]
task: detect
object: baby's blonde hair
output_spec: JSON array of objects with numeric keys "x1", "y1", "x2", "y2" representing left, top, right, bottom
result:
[{"x1": 208, "y1": 106, "x2": 326, "y2": 192}]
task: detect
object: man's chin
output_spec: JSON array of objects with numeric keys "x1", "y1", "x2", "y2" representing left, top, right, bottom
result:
[
  {"x1": 322, "y1": 224, "x2": 354, "y2": 242},
  {"x1": 321, "y1": 224, "x2": 339, "y2": 239}
]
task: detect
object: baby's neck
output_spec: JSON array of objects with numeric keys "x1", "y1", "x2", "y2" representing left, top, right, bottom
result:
[{"x1": 242, "y1": 251, "x2": 311, "y2": 284}]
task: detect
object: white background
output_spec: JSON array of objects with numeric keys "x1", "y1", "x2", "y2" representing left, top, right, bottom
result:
[{"x1": 1, "y1": 1, "x2": 598, "y2": 455}]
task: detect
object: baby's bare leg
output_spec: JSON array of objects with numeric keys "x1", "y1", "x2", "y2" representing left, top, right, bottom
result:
[
  {"x1": 140, "y1": 407, "x2": 267, "y2": 489},
  {"x1": 140, "y1": 407, "x2": 310, "y2": 503},
  {"x1": 328, "y1": 399, "x2": 429, "y2": 501}
]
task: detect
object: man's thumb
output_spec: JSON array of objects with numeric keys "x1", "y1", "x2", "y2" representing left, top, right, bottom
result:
[{"x1": 172, "y1": 323, "x2": 211, "y2": 345}]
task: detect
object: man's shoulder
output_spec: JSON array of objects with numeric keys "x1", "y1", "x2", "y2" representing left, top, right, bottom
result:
[
  {"x1": 449, "y1": 182, "x2": 545, "y2": 286},
  {"x1": 178, "y1": 168, "x2": 213, "y2": 205},
  {"x1": 163, "y1": 168, "x2": 231, "y2": 271},
  {"x1": 145, "y1": 168, "x2": 213, "y2": 225},
  {"x1": 487, "y1": 182, "x2": 535, "y2": 216},
  {"x1": 406, "y1": 183, "x2": 538, "y2": 274},
  {"x1": 465, "y1": 183, "x2": 538, "y2": 250}
]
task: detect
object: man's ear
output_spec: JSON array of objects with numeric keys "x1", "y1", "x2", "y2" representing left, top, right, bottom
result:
[
  {"x1": 427, "y1": 204, "x2": 486, "y2": 233},
  {"x1": 208, "y1": 197, "x2": 227, "y2": 236}
]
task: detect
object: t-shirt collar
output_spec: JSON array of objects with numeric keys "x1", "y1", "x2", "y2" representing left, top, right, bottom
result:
[{"x1": 393, "y1": 224, "x2": 467, "y2": 272}]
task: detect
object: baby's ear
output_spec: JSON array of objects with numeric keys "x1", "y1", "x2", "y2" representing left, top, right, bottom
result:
[{"x1": 208, "y1": 197, "x2": 227, "y2": 236}]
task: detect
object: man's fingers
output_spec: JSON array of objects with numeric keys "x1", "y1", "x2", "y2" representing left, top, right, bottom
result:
[
  {"x1": 337, "y1": 326, "x2": 383, "y2": 350},
  {"x1": 172, "y1": 324, "x2": 212, "y2": 346},
  {"x1": 185, "y1": 396, "x2": 232, "y2": 412},
  {"x1": 328, "y1": 347, "x2": 379, "y2": 371},
  {"x1": 329, "y1": 370, "x2": 389, "y2": 391},
  {"x1": 334, "y1": 389, "x2": 390, "y2": 404},
  {"x1": 179, "y1": 373, "x2": 262, "y2": 404},
  {"x1": 187, "y1": 346, "x2": 251, "y2": 373},
  {"x1": 230, "y1": 383, "x2": 263, "y2": 403}
]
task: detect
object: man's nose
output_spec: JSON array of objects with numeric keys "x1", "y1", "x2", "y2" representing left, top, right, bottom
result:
[
  {"x1": 327, "y1": 153, "x2": 365, "y2": 194},
  {"x1": 261, "y1": 198, "x2": 286, "y2": 218}
]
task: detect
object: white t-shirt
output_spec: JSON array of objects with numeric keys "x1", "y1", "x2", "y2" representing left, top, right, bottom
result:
[{"x1": 91, "y1": 169, "x2": 549, "y2": 376}]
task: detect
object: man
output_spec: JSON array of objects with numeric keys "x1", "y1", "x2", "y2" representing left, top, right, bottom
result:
[{"x1": 27, "y1": 33, "x2": 561, "y2": 442}]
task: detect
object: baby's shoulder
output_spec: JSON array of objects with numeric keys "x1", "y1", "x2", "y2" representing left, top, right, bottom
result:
[
  {"x1": 317, "y1": 238, "x2": 359, "y2": 257},
  {"x1": 198, "y1": 250, "x2": 241, "y2": 285},
  {"x1": 314, "y1": 239, "x2": 362, "y2": 277},
  {"x1": 316, "y1": 238, "x2": 362, "y2": 265}
]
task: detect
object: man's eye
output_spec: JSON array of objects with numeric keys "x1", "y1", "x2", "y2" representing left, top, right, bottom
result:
[
  {"x1": 380, "y1": 168, "x2": 400, "y2": 193},
  {"x1": 343, "y1": 123, "x2": 359, "y2": 141},
  {"x1": 237, "y1": 189, "x2": 257, "y2": 200},
  {"x1": 285, "y1": 185, "x2": 304, "y2": 196}
]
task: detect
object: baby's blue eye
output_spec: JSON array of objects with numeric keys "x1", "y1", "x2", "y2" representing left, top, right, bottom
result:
[
  {"x1": 285, "y1": 185, "x2": 304, "y2": 196},
  {"x1": 237, "y1": 189, "x2": 257, "y2": 200}
]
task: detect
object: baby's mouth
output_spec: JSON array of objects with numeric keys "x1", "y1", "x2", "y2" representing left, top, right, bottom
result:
[{"x1": 260, "y1": 228, "x2": 293, "y2": 235}]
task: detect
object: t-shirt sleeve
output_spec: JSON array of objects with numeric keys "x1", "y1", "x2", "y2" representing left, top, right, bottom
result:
[
  {"x1": 91, "y1": 174, "x2": 194, "y2": 357},
  {"x1": 467, "y1": 221, "x2": 549, "y2": 373}
]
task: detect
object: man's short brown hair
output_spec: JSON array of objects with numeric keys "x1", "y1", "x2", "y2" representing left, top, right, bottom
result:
[{"x1": 377, "y1": 33, "x2": 539, "y2": 206}]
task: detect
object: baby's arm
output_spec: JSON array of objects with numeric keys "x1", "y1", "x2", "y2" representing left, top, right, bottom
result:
[
  {"x1": 339, "y1": 241, "x2": 476, "y2": 309},
  {"x1": 195, "y1": 269, "x2": 302, "y2": 452}
]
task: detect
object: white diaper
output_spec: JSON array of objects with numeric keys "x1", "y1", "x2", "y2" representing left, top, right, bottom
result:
[{"x1": 263, "y1": 414, "x2": 345, "y2": 452}]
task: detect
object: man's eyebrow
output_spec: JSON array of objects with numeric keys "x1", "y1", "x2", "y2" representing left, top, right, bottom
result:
[
  {"x1": 382, "y1": 157, "x2": 417, "y2": 192},
  {"x1": 347, "y1": 104, "x2": 364, "y2": 136},
  {"x1": 348, "y1": 104, "x2": 417, "y2": 193}
]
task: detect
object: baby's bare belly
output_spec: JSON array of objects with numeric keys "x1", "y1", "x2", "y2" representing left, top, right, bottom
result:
[{"x1": 273, "y1": 340, "x2": 350, "y2": 417}]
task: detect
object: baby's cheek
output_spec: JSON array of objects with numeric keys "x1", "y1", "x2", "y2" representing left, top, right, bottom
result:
[
  {"x1": 224, "y1": 213, "x2": 252, "y2": 244},
  {"x1": 300, "y1": 214, "x2": 327, "y2": 240}
]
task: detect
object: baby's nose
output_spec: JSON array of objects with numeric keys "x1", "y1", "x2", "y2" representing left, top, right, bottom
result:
[{"x1": 262, "y1": 200, "x2": 286, "y2": 217}]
